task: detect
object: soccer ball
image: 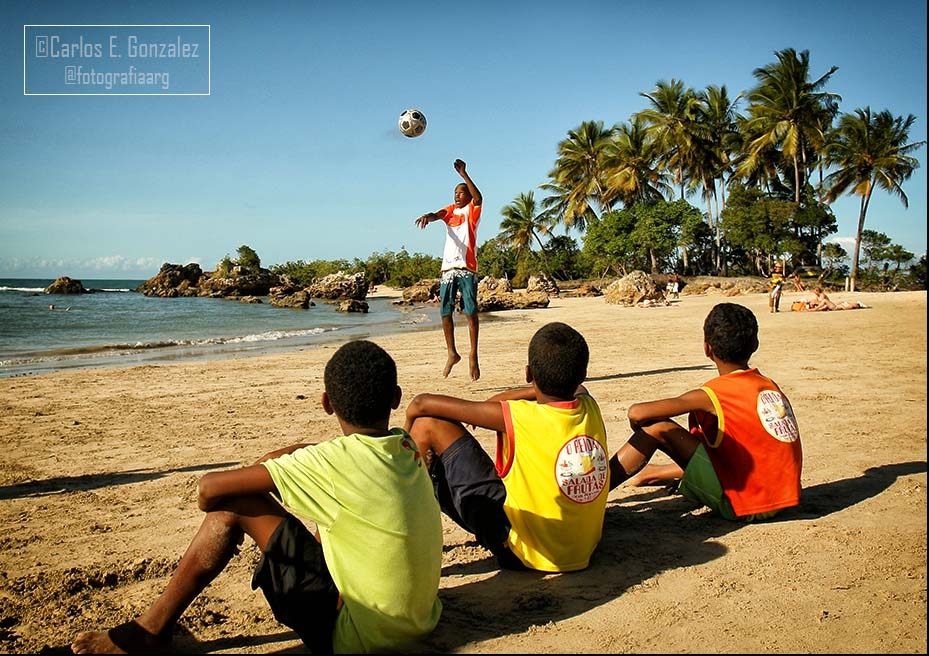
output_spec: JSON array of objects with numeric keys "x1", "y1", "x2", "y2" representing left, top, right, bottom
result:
[{"x1": 398, "y1": 109, "x2": 427, "y2": 138}]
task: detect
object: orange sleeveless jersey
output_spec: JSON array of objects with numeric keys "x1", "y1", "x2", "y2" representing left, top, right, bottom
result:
[{"x1": 690, "y1": 368, "x2": 802, "y2": 516}]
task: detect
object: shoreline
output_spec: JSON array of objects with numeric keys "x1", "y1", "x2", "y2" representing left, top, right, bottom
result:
[{"x1": 0, "y1": 290, "x2": 925, "y2": 654}]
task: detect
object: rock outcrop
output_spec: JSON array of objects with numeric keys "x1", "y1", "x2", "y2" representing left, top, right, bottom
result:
[
  {"x1": 305, "y1": 271, "x2": 369, "y2": 301},
  {"x1": 198, "y1": 268, "x2": 282, "y2": 298},
  {"x1": 44, "y1": 277, "x2": 87, "y2": 295},
  {"x1": 399, "y1": 279, "x2": 440, "y2": 304},
  {"x1": 603, "y1": 270, "x2": 663, "y2": 306},
  {"x1": 136, "y1": 263, "x2": 205, "y2": 297},
  {"x1": 137, "y1": 263, "x2": 282, "y2": 299},
  {"x1": 477, "y1": 276, "x2": 550, "y2": 311},
  {"x1": 527, "y1": 272, "x2": 559, "y2": 297}
]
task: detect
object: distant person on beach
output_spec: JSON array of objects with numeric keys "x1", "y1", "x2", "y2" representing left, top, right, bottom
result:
[
  {"x1": 405, "y1": 321, "x2": 609, "y2": 572},
  {"x1": 807, "y1": 287, "x2": 866, "y2": 311},
  {"x1": 415, "y1": 158, "x2": 483, "y2": 381},
  {"x1": 608, "y1": 303, "x2": 802, "y2": 522},
  {"x1": 666, "y1": 273, "x2": 681, "y2": 300},
  {"x1": 767, "y1": 263, "x2": 785, "y2": 313},
  {"x1": 71, "y1": 340, "x2": 443, "y2": 655}
]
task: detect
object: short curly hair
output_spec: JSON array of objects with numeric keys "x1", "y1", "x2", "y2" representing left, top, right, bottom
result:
[
  {"x1": 323, "y1": 340, "x2": 397, "y2": 427},
  {"x1": 703, "y1": 303, "x2": 759, "y2": 364},
  {"x1": 527, "y1": 322, "x2": 589, "y2": 399}
]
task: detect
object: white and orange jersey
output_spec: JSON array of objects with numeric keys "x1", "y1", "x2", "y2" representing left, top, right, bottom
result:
[{"x1": 439, "y1": 200, "x2": 481, "y2": 272}]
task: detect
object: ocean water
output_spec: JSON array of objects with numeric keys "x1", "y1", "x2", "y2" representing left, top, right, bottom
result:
[{"x1": 0, "y1": 279, "x2": 438, "y2": 378}]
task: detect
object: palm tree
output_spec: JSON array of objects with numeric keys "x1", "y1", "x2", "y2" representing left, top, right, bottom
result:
[
  {"x1": 499, "y1": 191, "x2": 556, "y2": 274},
  {"x1": 538, "y1": 178, "x2": 597, "y2": 234},
  {"x1": 738, "y1": 48, "x2": 840, "y2": 203},
  {"x1": 546, "y1": 120, "x2": 616, "y2": 227},
  {"x1": 823, "y1": 107, "x2": 925, "y2": 291},
  {"x1": 691, "y1": 85, "x2": 745, "y2": 273},
  {"x1": 636, "y1": 79, "x2": 704, "y2": 200},
  {"x1": 603, "y1": 116, "x2": 672, "y2": 208}
]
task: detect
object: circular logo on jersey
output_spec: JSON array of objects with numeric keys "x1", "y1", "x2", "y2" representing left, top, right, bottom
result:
[
  {"x1": 555, "y1": 435, "x2": 608, "y2": 503},
  {"x1": 756, "y1": 390, "x2": 800, "y2": 443}
]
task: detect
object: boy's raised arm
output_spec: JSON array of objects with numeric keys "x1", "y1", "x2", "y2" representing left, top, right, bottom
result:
[
  {"x1": 454, "y1": 159, "x2": 482, "y2": 206},
  {"x1": 627, "y1": 388, "x2": 714, "y2": 430},
  {"x1": 197, "y1": 463, "x2": 279, "y2": 512},
  {"x1": 405, "y1": 393, "x2": 506, "y2": 433}
]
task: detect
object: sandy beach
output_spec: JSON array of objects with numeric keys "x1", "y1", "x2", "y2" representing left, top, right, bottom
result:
[{"x1": 0, "y1": 287, "x2": 925, "y2": 654}]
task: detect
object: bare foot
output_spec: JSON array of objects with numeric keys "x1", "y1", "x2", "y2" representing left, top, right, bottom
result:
[
  {"x1": 71, "y1": 620, "x2": 169, "y2": 654},
  {"x1": 443, "y1": 352, "x2": 461, "y2": 378},
  {"x1": 469, "y1": 353, "x2": 480, "y2": 381},
  {"x1": 624, "y1": 463, "x2": 684, "y2": 487}
]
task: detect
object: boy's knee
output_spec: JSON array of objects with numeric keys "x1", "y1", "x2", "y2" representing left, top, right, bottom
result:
[
  {"x1": 640, "y1": 419, "x2": 685, "y2": 441},
  {"x1": 410, "y1": 417, "x2": 474, "y2": 462},
  {"x1": 410, "y1": 416, "x2": 464, "y2": 443}
]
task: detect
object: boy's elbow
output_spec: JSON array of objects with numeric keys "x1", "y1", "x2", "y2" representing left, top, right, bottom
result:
[
  {"x1": 627, "y1": 404, "x2": 647, "y2": 426},
  {"x1": 197, "y1": 474, "x2": 219, "y2": 511}
]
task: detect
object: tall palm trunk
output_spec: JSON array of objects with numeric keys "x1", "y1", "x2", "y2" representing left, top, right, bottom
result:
[{"x1": 850, "y1": 184, "x2": 874, "y2": 292}]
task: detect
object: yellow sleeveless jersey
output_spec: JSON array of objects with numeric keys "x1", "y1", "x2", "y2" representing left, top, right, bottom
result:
[{"x1": 497, "y1": 394, "x2": 609, "y2": 571}]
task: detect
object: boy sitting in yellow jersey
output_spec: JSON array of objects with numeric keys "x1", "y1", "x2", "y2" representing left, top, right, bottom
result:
[{"x1": 405, "y1": 322, "x2": 609, "y2": 572}]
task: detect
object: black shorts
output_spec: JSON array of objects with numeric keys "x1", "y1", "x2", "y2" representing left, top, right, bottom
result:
[
  {"x1": 430, "y1": 433, "x2": 526, "y2": 570},
  {"x1": 250, "y1": 514, "x2": 340, "y2": 653}
]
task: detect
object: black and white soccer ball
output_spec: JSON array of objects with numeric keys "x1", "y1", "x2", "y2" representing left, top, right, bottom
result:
[{"x1": 398, "y1": 108, "x2": 427, "y2": 138}]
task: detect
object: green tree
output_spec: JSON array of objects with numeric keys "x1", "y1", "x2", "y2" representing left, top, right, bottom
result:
[
  {"x1": 909, "y1": 255, "x2": 927, "y2": 290},
  {"x1": 821, "y1": 241, "x2": 849, "y2": 280},
  {"x1": 860, "y1": 229, "x2": 893, "y2": 272},
  {"x1": 477, "y1": 236, "x2": 518, "y2": 280},
  {"x1": 628, "y1": 199, "x2": 701, "y2": 274},
  {"x1": 236, "y1": 245, "x2": 261, "y2": 272},
  {"x1": 582, "y1": 208, "x2": 640, "y2": 278},
  {"x1": 217, "y1": 255, "x2": 234, "y2": 276},
  {"x1": 823, "y1": 107, "x2": 925, "y2": 291},
  {"x1": 720, "y1": 184, "x2": 797, "y2": 274},
  {"x1": 543, "y1": 235, "x2": 585, "y2": 281}
]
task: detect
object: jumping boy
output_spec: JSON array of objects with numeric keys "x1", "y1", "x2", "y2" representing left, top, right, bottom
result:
[
  {"x1": 415, "y1": 158, "x2": 483, "y2": 381},
  {"x1": 405, "y1": 321, "x2": 609, "y2": 572},
  {"x1": 608, "y1": 302, "x2": 802, "y2": 521},
  {"x1": 71, "y1": 340, "x2": 443, "y2": 654}
]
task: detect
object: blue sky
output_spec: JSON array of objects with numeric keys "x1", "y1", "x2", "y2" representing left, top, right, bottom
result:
[{"x1": 1, "y1": 0, "x2": 926, "y2": 279}]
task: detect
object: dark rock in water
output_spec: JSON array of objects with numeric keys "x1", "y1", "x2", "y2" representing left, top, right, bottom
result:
[
  {"x1": 269, "y1": 287, "x2": 315, "y2": 309},
  {"x1": 337, "y1": 299, "x2": 369, "y2": 313},
  {"x1": 45, "y1": 276, "x2": 87, "y2": 295},
  {"x1": 198, "y1": 268, "x2": 281, "y2": 298},
  {"x1": 136, "y1": 262, "x2": 204, "y2": 297},
  {"x1": 136, "y1": 262, "x2": 282, "y2": 299}
]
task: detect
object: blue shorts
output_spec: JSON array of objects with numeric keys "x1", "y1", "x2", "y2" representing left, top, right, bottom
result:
[
  {"x1": 250, "y1": 514, "x2": 340, "y2": 653},
  {"x1": 429, "y1": 433, "x2": 525, "y2": 570},
  {"x1": 440, "y1": 269, "x2": 478, "y2": 317}
]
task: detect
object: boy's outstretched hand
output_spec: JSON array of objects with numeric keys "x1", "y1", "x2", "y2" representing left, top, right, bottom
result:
[{"x1": 454, "y1": 159, "x2": 466, "y2": 174}]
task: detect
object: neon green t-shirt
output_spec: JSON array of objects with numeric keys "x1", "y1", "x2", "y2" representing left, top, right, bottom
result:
[{"x1": 261, "y1": 428, "x2": 443, "y2": 653}]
